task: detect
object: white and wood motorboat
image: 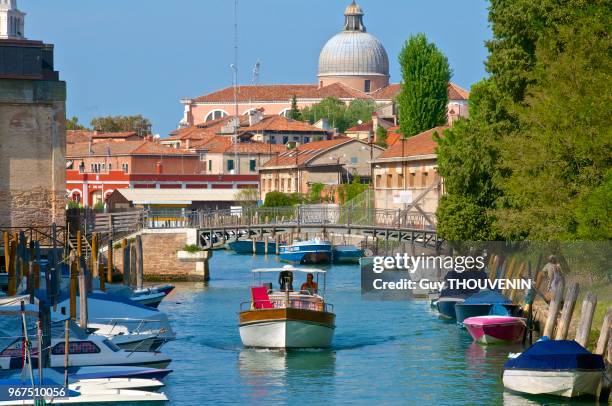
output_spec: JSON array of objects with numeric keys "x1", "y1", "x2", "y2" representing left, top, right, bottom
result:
[{"x1": 239, "y1": 265, "x2": 335, "y2": 349}]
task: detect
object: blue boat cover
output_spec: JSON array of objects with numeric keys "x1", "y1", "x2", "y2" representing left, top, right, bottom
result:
[
  {"x1": 463, "y1": 289, "x2": 511, "y2": 305},
  {"x1": 504, "y1": 340, "x2": 605, "y2": 371}
]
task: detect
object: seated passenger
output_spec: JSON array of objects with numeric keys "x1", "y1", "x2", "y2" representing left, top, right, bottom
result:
[
  {"x1": 300, "y1": 273, "x2": 318, "y2": 295},
  {"x1": 278, "y1": 270, "x2": 293, "y2": 292}
]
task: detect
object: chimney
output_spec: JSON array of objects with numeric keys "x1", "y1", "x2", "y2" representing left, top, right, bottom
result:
[
  {"x1": 249, "y1": 108, "x2": 264, "y2": 126},
  {"x1": 156, "y1": 162, "x2": 163, "y2": 174}
]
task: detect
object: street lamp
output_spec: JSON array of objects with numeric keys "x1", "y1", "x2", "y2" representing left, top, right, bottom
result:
[{"x1": 329, "y1": 154, "x2": 346, "y2": 185}]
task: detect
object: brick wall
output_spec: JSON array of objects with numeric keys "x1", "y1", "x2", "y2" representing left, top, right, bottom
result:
[{"x1": 109, "y1": 231, "x2": 203, "y2": 281}]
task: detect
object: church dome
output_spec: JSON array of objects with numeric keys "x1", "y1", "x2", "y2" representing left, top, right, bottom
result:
[{"x1": 318, "y1": 1, "x2": 389, "y2": 78}]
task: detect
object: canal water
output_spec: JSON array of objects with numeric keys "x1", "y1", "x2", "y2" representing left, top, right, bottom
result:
[{"x1": 158, "y1": 251, "x2": 593, "y2": 405}]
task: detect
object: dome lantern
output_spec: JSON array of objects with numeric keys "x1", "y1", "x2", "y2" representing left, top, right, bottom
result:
[{"x1": 344, "y1": 1, "x2": 365, "y2": 32}]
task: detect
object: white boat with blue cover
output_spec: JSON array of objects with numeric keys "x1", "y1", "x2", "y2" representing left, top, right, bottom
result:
[{"x1": 503, "y1": 339, "x2": 605, "y2": 398}]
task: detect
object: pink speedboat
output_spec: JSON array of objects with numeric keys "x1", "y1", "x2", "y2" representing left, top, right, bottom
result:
[{"x1": 464, "y1": 315, "x2": 526, "y2": 344}]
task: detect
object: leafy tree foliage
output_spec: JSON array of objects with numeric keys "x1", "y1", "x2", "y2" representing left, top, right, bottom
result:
[
  {"x1": 300, "y1": 98, "x2": 376, "y2": 133},
  {"x1": 337, "y1": 176, "x2": 368, "y2": 204},
  {"x1": 435, "y1": 0, "x2": 611, "y2": 242},
  {"x1": 375, "y1": 126, "x2": 388, "y2": 148},
  {"x1": 287, "y1": 95, "x2": 302, "y2": 120},
  {"x1": 66, "y1": 116, "x2": 88, "y2": 130},
  {"x1": 262, "y1": 192, "x2": 306, "y2": 207},
  {"x1": 90, "y1": 115, "x2": 152, "y2": 134},
  {"x1": 397, "y1": 34, "x2": 450, "y2": 137},
  {"x1": 234, "y1": 188, "x2": 260, "y2": 207}
]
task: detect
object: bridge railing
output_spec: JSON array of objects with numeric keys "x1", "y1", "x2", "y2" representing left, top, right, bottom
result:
[{"x1": 141, "y1": 206, "x2": 436, "y2": 231}]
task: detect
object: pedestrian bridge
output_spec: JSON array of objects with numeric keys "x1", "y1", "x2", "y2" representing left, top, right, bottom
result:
[{"x1": 139, "y1": 206, "x2": 439, "y2": 250}]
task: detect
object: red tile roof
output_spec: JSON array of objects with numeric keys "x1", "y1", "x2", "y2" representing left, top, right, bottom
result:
[
  {"x1": 261, "y1": 137, "x2": 356, "y2": 168},
  {"x1": 192, "y1": 136, "x2": 287, "y2": 155},
  {"x1": 377, "y1": 126, "x2": 447, "y2": 160},
  {"x1": 245, "y1": 115, "x2": 328, "y2": 133},
  {"x1": 67, "y1": 130, "x2": 141, "y2": 143},
  {"x1": 67, "y1": 140, "x2": 195, "y2": 157},
  {"x1": 369, "y1": 83, "x2": 469, "y2": 101},
  {"x1": 346, "y1": 120, "x2": 374, "y2": 133},
  {"x1": 448, "y1": 83, "x2": 470, "y2": 100}
]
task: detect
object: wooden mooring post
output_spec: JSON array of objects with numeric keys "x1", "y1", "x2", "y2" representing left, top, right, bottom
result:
[
  {"x1": 275, "y1": 235, "x2": 280, "y2": 255},
  {"x1": 554, "y1": 282, "x2": 579, "y2": 340},
  {"x1": 595, "y1": 307, "x2": 611, "y2": 355},
  {"x1": 107, "y1": 239, "x2": 114, "y2": 283},
  {"x1": 542, "y1": 279, "x2": 565, "y2": 338},
  {"x1": 78, "y1": 273, "x2": 88, "y2": 329},
  {"x1": 69, "y1": 255, "x2": 78, "y2": 320},
  {"x1": 575, "y1": 292, "x2": 597, "y2": 348},
  {"x1": 135, "y1": 235, "x2": 144, "y2": 289}
]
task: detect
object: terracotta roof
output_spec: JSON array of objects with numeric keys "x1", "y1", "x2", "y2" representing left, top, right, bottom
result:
[
  {"x1": 192, "y1": 83, "x2": 372, "y2": 103},
  {"x1": 67, "y1": 140, "x2": 196, "y2": 157},
  {"x1": 376, "y1": 126, "x2": 448, "y2": 160},
  {"x1": 192, "y1": 136, "x2": 287, "y2": 155},
  {"x1": 164, "y1": 117, "x2": 230, "y2": 141},
  {"x1": 346, "y1": 120, "x2": 374, "y2": 132},
  {"x1": 448, "y1": 83, "x2": 470, "y2": 100},
  {"x1": 67, "y1": 130, "x2": 141, "y2": 143},
  {"x1": 385, "y1": 126, "x2": 401, "y2": 147},
  {"x1": 369, "y1": 83, "x2": 469, "y2": 101},
  {"x1": 261, "y1": 137, "x2": 356, "y2": 168},
  {"x1": 245, "y1": 115, "x2": 328, "y2": 133}
]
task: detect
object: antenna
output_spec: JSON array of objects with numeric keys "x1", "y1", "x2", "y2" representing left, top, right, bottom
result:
[
  {"x1": 252, "y1": 60, "x2": 260, "y2": 85},
  {"x1": 232, "y1": 0, "x2": 239, "y2": 172}
]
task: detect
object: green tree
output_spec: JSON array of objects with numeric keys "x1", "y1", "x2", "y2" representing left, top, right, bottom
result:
[
  {"x1": 90, "y1": 115, "x2": 152, "y2": 134},
  {"x1": 309, "y1": 183, "x2": 325, "y2": 203},
  {"x1": 397, "y1": 34, "x2": 450, "y2": 137},
  {"x1": 337, "y1": 176, "x2": 368, "y2": 204},
  {"x1": 287, "y1": 95, "x2": 302, "y2": 120},
  {"x1": 375, "y1": 126, "x2": 388, "y2": 148},
  {"x1": 234, "y1": 188, "x2": 260, "y2": 208},
  {"x1": 574, "y1": 171, "x2": 612, "y2": 240},
  {"x1": 66, "y1": 116, "x2": 88, "y2": 130},
  {"x1": 300, "y1": 97, "x2": 376, "y2": 134},
  {"x1": 262, "y1": 192, "x2": 305, "y2": 207}
]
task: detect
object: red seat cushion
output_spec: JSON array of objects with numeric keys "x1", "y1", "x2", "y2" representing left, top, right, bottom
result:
[{"x1": 251, "y1": 286, "x2": 273, "y2": 309}]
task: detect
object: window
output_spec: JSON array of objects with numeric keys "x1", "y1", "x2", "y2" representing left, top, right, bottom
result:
[
  {"x1": 397, "y1": 173, "x2": 404, "y2": 188},
  {"x1": 364, "y1": 80, "x2": 371, "y2": 93},
  {"x1": 270, "y1": 136, "x2": 276, "y2": 143},
  {"x1": 283, "y1": 136, "x2": 289, "y2": 144},
  {"x1": 376, "y1": 174, "x2": 382, "y2": 187},
  {"x1": 108, "y1": 163, "x2": 112, "y2": 170},
  {"x1": 294, "y1": 178, "x2": 298, "y2": 191},
  {"x1": 409, "y1": 173, "x2": 415, "y2": 187},
  {"x1": 205, "y1": 109, "x2": 228, "y2": 122},
  {"x1": 51, "y1": 341, "x2": 101, "y2": 355},
  {"x1": 249, "y1": 159, "x2": 256, "y2": 172},
  {"x1": 281, "y1": 179, "x2": 285, "y2": 191},
  {"x1": 351, "y1": 157, "x2": 358, "y2": 164},
  {"x1": 304, "y1": 137, "x2": 310, "y2": 143},
  {"x1": 208, "y1": 160, "x2": 212, "y2": 172},
  {"x1": 102, "y1": 339, "x2": 121, "y2": 352},
  {"x1": 387, "y1": 174, "x2": 393, "y2": 188},
  {"x1": 422, "y1": 172, "x2": 428, "y2": 187},
  {"x1": 122, "y1": 163, "x2": 129, "y2": 173},
  {"x1": 227, "y1": 159, "x2": 234, "y2": 172}
]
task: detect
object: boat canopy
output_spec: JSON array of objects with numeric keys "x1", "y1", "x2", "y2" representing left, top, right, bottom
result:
[
  {"x1": 463, "y1": 289, "x2": 511, "y2": 305},
  {"x1": 504, "y1": 340, "x2": 605, "y2": 371},
  {"x1": 252, "y1": 265, "x2": 326, "y2": 274}
]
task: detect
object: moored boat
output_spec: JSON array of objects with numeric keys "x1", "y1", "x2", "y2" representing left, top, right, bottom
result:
[
  {"x1": 238, "y1": 266, "x2": 335, "y2": 349},
  {"x1": 503, "y1": 340, "x2": 605, "y2": 398},
  {"x1": 455, "y1": 290, "x2": 521, "y2": 325},
  {"x1": 436, "y1": 296, "x2": 466, "y2": 318},
  {"x1": 228, "y1": 239, "x2": 277, "y2": 254},
  {"x1": 279, "y1": 238, "x2": 332, "y2": 264},
  {"x1": 332, "y1": 245, "x2": 363, "y2": 263},
  {"x1": 464, "y1": 315, "x2": 526, "y2": 344}
]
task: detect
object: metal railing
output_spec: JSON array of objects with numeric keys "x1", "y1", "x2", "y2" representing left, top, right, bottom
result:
[{"x1": 143, "y1": 205, "x2": 436, "y2": 231}]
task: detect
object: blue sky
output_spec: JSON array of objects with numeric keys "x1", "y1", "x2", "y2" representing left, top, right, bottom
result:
[{"x1": 23, "y1": 0, "x2": 491, "y2": 136}]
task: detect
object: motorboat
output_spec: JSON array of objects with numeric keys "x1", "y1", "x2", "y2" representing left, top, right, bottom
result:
[
  {"x1": 436, "y1": 269, "x2": 487, "y2": 319},
  {"x1": 455, "y1": 290, "x2": 521, "y2": 324},
  {"x1": 130, "y1": 291, "x2": 166, "y2": 308},
  {"x1": 0, "y1": 332, "x2": 172, "y2": 370},
  {"x1": 332, "y1": 245, "x2": 363, "y2": 264},
  {"x1": 87, "y1": 323, "x2": 167, "y2": 352},
  {"x1": 503, "y1": 340, "x2": 605, "y2": 398},
  {"x1": 279, "y1": 238, "x2": 332, "y2": 264},
  {"x1": 228, "y1": 239, "x2": 277, "y2": 254},
  {"x1": 57, "y1": 365, "x2": 173, "y2": 381},
  {"x1": 464, "y1": 315, "x2": 526, "y2": 344},
  {"x1": 52, "y1": 291, "x2": 175, "y2": 343},
  {"x1": 238, "y1": 265, "x2": 335, "y2": 348}
]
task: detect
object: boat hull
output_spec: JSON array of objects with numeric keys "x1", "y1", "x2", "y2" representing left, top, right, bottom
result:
[
  {"x1": 229, "y1": 240, "x2": 277, "y2": 254},
  {"x1": 503, "y1": 369, "x2": 603, "y2": 398},
  {"x1": 436, "y1": 297, "x2": 464, "y2": 319},
  {"x1": 279, "y1": 251, "x2": 331, "y2": 264},
  {"x1": 332, "y1": 246, "x2": 363, "y2": 263},
  {"x1": 239, "y1": 308, "x2": 335, "y2": 348},
  {"x1": 455, "y1": 303, "x2": 520, "y2": 324},
  {"x1": 464, "y1": 316, "x2": 525, "y2": 344}
]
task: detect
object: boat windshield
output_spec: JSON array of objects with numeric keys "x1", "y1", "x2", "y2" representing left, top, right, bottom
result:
[{"x1": 102, "y1": 338, "x2": 121, "y2": 352}]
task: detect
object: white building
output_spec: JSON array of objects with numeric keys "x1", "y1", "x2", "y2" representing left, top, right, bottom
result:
[{"x1": 0, "y1": 0, "x2": 25, "y2": 40}]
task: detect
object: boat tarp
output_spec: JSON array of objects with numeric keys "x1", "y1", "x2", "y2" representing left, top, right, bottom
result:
[
  {"x1": 463, "y1": 290, "x2": 511, "y2": 305},
  {"x1": 504, "y1": 340, "x2": 605, "y2": 371}
]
